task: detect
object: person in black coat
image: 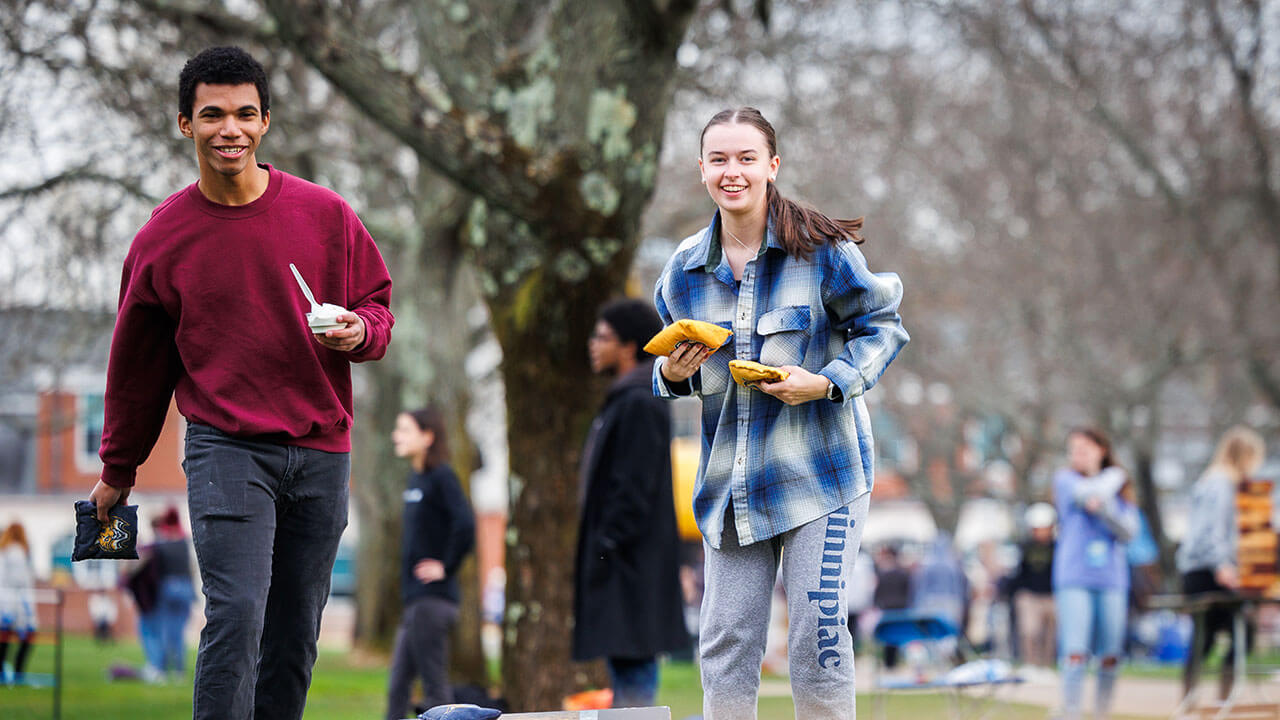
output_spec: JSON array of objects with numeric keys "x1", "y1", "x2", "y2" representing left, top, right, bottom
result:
[
  {"x1": 573, "y1": 298, "x2": 690, "y2": 707},
  {"x1": 385, "y1": 406, "x2": 476, "y2": 720}
]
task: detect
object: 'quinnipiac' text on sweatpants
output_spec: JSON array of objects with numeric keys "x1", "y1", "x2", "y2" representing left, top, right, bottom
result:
[{"x1": 700, "y1": 492, "x2": 870, "y2": 720}]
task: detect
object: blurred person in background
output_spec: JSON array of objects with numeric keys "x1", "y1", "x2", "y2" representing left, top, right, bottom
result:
[
  {"x1": 968, "y1": 539, "x2": 1010, "y2": 657},
  {"x1": 846, "y1": 550, "x2": 877, "y2": 652},
  {"x1": 873, "y1": 544, "x2": 912, "y2": 669},
  {"x1": 912, "y1": 533, "x2": 970, "y2": 664},
  {"x1": 1176, "y1": 426, "x2": 1265, "y2": 701},
  {"x1": 1124, "y1": 507, "x2": 1161, "y2": 659},
  {"x1": 0, "y1": 522, "x2": 37, "y2": 684},
  {"x1": 1053, "y1": 428, "x2": 1138, "y2": 720},
  {"x1": 574, "y1": 298, "x2": 689, "y2": 707},
  {"x1": 911, "y1": 533, "x2": 968, "y2": 633},
  {"x1": 89, "y1": 591, "x2": 119, "y2": 644},
  {"x1": 139, "y1": 506, "x2": 197, "y2": 682},
  {"x1": 1009, "y1": 503, "x2": 1056, "y2": 668},
  {"x1": 386, "y1": 407, "x2": 475, "y2": 720}
]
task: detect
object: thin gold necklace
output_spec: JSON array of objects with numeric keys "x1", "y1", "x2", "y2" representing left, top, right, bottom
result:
[{"x1": 723, "y1": 225, "x2": 758, "y2": 251}]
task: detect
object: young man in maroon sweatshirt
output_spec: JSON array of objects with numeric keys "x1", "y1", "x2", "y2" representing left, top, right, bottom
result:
[{"x1": 86, "y1": 46, "x2": 393, "y2": 720}]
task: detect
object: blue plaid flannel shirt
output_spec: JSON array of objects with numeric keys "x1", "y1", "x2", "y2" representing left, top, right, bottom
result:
[{"x1": 653, "y1": 214, "x2": 908, "y2": 548}]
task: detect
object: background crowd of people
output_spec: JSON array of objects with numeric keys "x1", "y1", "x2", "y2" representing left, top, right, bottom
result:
[{"x1": 844, "y1": 425, "x2": 1270, "y2": 720}]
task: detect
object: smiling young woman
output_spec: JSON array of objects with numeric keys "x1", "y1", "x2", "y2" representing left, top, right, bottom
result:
[{"x1": 653, "y1": 106, "x2": 909, "y2": 719}]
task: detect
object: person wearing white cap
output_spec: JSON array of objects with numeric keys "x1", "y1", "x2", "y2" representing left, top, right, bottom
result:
[{"x1": 1010, "y1": 503, "x2": 1057, "y2": 667}]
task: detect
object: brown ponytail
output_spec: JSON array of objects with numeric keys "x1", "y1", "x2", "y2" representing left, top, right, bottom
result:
[{"x1": 701, "y1": 107, "x2": 865, "y2": 259}]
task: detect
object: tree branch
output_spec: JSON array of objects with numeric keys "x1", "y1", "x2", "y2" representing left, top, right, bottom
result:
[
  {"x1": 623, "y1": 0, "x2": 668, "y2": 46},
  {"x1": 1205, "y1": 0, "x2": 1280, "y2": 238},
  {"x1": 129, "y1": 0, "x2": 279, "y2": 44},
  {"x1": 625, "y1": 0, "x2": 708, "y2": 48},
  {"x1": 1013, "y1": 0, "x2": 1185, "y2": 210},
  {"x1": 258, "y1": 0, "x2": 546, "y2": 225},
  {"x1": 0, "y1": 166, "x2": 159, "y2": 204}
]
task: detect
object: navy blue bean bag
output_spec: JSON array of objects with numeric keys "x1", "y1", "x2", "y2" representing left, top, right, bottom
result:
[{"x1": 418, "y1": 704, "x2": 502, "y2": 720}]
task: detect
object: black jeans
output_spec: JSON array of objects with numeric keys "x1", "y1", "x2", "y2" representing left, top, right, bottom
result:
[
  {"x1": 385, "y1": 595, "x2": 458, "y2": 719},
  {"x1": 184, "y1": 423, "x2": 349, "y2": 720}
]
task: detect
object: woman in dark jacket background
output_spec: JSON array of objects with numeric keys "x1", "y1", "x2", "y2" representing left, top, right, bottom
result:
[
  {"x1": 573, "y1": 298, "x2": 690, "y2": 707},
  {"x1": 385, "y1": 406, "x2": 476, "y2": 720}
]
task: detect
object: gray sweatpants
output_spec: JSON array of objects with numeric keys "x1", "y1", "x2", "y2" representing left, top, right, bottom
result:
[{"x1": 700, "y1": 493, "x2": 870, "y2": 720}]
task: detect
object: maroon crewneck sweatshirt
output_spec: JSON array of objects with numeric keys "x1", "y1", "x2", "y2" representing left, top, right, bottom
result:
[{"x1": 99, "y1": 165, "x2": 394, "y2": 488}]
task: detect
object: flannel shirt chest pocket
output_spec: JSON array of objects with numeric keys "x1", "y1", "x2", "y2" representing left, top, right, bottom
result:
[{"x1": 756, "y1": 305, "x2": 812, "y2": 367}]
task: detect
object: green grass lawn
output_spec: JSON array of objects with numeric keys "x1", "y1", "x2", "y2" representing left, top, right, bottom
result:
[
  {"x1": 5, "y1": 633, "x2": 1163, "y2": 719},
  {"x1": 1123, "y1": 645, "x2": 1280, "y2": 680},
  {"x1": 2, "y1": 634, "x2": 385, "y2": 720}
]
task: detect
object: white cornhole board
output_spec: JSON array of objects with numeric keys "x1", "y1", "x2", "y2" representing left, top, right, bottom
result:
[{"x1": 503, "y1": 709, "x2": 670, "y2": 719}]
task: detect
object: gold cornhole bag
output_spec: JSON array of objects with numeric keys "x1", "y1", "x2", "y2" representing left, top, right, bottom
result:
[
  {"x1": 643, "y1": 319, "x2": 732, "y2": 357},
  {"x1": 729, "y1": 359, "x2": 790, "y2": 389}
]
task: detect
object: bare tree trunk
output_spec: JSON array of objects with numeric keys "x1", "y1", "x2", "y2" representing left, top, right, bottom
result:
[
  {"x1": 353, "y1": 366, "x2": 409, "y2": 649},
  {"x1": 406, "y1": 177, "x2": 489, "y2": 685},
  {"x1": 489, "y1": 237, "x2": 634, "y2": 709},
  {"x1": 1131, "y1": 406, "x2": 1176, "y2": 584}
]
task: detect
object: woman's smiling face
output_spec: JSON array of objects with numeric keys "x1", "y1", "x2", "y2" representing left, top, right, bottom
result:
[
  {"x1": 1068, "y1": 432, "x2": 1106, "y2": 475},
  {"x1": 699, "y1": 122, "x2": 779, "y2": 217}
]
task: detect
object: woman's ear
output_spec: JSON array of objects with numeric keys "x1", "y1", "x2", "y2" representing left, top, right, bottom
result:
[{"x1": 421, "y1": 429, "x2": 435, "y2": 450}]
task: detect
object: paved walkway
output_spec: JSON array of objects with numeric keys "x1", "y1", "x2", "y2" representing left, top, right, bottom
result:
[
  {"x1": 755, "y1": 665, "x2": 1279, "y2": 718},
  {"x1": 979, "y1": 669, "x2": 1179, "y2": 718}
]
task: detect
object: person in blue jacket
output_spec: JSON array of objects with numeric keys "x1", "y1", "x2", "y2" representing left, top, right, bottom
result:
[
  {"x1": 385, "y1": 407, "x2": 476, "y2": 720},
  {"x1": 1053, "y1": 428, "x2": 1138, "y2": 720}
]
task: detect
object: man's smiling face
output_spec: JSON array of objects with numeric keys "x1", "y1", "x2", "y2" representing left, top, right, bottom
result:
[{"x1": 178, "y1": 82, "x2": 269, "y2": 180}]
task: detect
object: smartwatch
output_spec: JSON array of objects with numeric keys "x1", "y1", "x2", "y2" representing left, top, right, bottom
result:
[{"x1": 825, "y1": 378, "x2": 841, "y2": 402}]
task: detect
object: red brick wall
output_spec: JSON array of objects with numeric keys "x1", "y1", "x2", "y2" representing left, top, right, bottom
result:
[{"x1": 36, "y1": 392, "x2": 186, "y2": 493}]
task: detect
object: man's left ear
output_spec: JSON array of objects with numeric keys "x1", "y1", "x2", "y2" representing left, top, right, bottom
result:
[{"x1": 261, "y1": 109, "x2": 270, "y2": 134}]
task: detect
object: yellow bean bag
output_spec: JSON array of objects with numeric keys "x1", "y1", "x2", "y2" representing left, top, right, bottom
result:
[
  {"x1": 729, "y1": 359, "x2": 790, "y2": 388},
  {"x1": 643, "y1": 319, "x2": 732, "y2": 357}
]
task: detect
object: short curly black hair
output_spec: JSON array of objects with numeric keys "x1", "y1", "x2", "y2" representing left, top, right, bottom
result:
[
  {"x1": 178, "y1": 46, "x2": 270, "y2": 119},
  {"x1": 599, "y1": 298, "x2": 663, "y2": 361}
]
